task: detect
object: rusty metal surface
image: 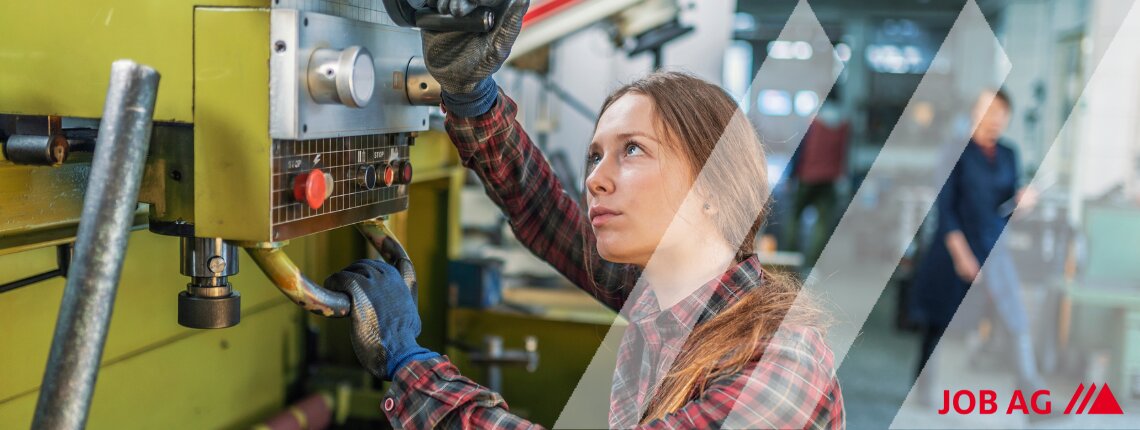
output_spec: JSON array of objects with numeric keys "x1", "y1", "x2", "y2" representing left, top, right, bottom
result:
[
  {"x1": 356, "y1": 218, "x2": 417, "y2": 298},
  {"x1": 3, "y1": 134, "x2": 70, "y2": 166},
  {"x1": 243, "y1": 219, "x2": 416, "y2": 320},
  {"x1": 244, "y1": 244, "x2": 352, "y2": 318}
]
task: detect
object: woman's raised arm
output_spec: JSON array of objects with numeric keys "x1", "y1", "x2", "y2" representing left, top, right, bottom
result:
[{"x1": 445, "y1": 88, "x2": 633, "y2": 311}]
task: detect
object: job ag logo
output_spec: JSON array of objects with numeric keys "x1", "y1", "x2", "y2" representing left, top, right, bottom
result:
[{"x1": 937, "y1": 383, "x2": 1124, "y2": 415}]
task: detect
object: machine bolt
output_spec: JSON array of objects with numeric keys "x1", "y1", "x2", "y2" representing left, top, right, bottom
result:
[{"x1": 207, "y1": 256, "x2": 227, "y2": 274}]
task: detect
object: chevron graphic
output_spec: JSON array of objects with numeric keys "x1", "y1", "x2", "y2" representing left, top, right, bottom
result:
[{"x1": 1064, "y1": 383, "x2": 1125, "y2": 415}]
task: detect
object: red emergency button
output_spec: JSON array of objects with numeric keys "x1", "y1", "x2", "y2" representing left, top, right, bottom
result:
[
  {"x1": 293, "y1": 168, "x2": 327, "y2": 209},
  {"x1": 397, "y1": 161, "x2": 413, "y2": 184},
  {"x1": 379, "y1": 163, "x2": 396, "y2": 187}
]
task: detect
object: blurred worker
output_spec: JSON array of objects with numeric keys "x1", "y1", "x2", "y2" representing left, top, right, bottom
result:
[
  {"x1": 323, "y1": 0, "x2": 844, "y2": 428},
  {"x1": 785, "y1": 92, "x2": 849, "y2": 267},
  {"x1": 909, "y1": 90, "x2": 1044, "y2": 405}
]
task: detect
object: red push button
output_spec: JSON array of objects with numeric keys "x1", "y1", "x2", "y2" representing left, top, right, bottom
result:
[
  {"x1": 398, "y1": 161, "x2": 413, "y2": 184},
  {"x1": 293, "y1": 168, "x2": 327, "y2": 209},
  {"x1": 380, "y1": 163, "x2": 396, "y2": 187}
]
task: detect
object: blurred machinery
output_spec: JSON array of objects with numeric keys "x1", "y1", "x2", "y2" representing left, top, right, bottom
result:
[
  {"x1": 1055, "y1": 204, "x2": 1140, "y2": 398},
  {"x1": 510, "y1": 0, "x2": 691, "y2": 68}
]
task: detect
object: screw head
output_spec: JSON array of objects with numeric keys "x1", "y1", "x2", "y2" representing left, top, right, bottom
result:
[{"x1": 207, "y1": 256, "x2": 227, "y2": 274}]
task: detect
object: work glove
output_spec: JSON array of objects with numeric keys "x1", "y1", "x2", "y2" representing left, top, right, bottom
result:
[
  {"x1": 324, "y1": 259, "x2": 439, "y2": 380},
  {"x1": 420, "y1": 0, "x2": 529, "y2": 117}
]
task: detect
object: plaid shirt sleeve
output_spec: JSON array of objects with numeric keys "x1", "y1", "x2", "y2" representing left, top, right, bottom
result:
[
  {"x1": 382, "y1": 356, "x2": 541, "y2": 429},
  {"x1": 383, "y1": 329, "x2": 843, "y2": 430},
  {"x1": 444, "y1": 88, "x2": 632, "y2": 311},
  {"x1": 637, "y1": 326, "x2": 844, "y2": 429}
]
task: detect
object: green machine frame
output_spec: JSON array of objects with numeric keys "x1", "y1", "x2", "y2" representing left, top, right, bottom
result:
[{"x1": 0, "y1": 1, "x2": 467, "y2": 427}]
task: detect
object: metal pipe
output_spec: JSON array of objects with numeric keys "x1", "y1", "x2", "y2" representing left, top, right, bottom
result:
[
  {"x1": 244, "y1": 243, "x2": 352, "y2": 318},
  {"x1": 356, "y1": 218, "x2": 418, "y2": 300},
  {"x1": 253, "y1": 392, "x2": 334, "y2": 430},
  {"x1": 32, "y1": 60, "x2": 159, "y2": 430},
  {"x1": 242, "y1": 218, "x2": 416, "y2": 319},
  {"x1": 3, "y1": 134, "x2": 70, "y2": 165},
  {"x1": 485, "y1": 336, "x2": 503, "y2": 392},
  {"x1": 414, "y1": 9, "x2": 495, "y2": 33},
  {"x1": 405, "y1": 57, "x2": 442, "y2": 106}
]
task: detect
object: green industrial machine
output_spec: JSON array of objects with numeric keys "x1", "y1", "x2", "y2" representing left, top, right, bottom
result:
[
  {"x1": 1, "y1": 0, "x2": 619, "y2": 427},
  {"x1": 0, "y1": 0, "x2": 480, "y2": 427}
]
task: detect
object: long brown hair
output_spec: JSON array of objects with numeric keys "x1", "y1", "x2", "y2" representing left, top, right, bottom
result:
[{"x1": 584, "y1": 71, "x2": 823, "y2": 423}]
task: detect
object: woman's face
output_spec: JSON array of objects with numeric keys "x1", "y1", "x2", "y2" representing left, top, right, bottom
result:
[
  {"x1": 971, "y1": 92, "x2": 1011, "y2": 146},
  {"x1": 585, "y1": 93, "x2": 704, "y2": 266}
]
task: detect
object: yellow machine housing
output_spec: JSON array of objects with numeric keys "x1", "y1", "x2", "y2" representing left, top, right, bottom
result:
[{"x1": 0, "y1": 0, "x2": 463, "y2": 427}]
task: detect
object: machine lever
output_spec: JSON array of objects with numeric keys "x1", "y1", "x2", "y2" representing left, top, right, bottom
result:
[
  {"x1": 243, "y1": 218, "x2": 417, "y2": 318},
  {"x1": 356, "y1": 218, "x2": 418, "y2": 301},
  {"x1": 414, "y1": 8, "x2": 495, "y2": 33},
  {"x1": 381, "y1": 0, "x2": 497, "y2": 33}
]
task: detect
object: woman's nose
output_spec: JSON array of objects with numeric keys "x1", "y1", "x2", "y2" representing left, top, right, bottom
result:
[{"x1": 586, "y1": 157, "x2": 615, "y2": 197}]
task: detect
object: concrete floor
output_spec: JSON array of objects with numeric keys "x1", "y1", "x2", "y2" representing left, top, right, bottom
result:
[{"x1": 837, "y1": 281, "x2": 1140, "y2": 429}]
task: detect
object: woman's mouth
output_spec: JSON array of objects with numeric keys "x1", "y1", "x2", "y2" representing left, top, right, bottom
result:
[
  {"x1": 589, "y1": 206, "x2": 622, "y2": 227},
  {"x1": 591, "y1": 213, "x2": 619, "y2": 227}
]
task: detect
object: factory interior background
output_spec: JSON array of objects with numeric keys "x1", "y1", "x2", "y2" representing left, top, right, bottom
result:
[{"x1": 3, "y1": 0, "x2": 1140, "y2": 428}]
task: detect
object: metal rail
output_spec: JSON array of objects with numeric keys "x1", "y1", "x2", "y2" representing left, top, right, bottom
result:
[
  {"x1": 245, "y1": 218, "x2": 417, "y2": 317},
  {"x1": 32, "y1": 60, "x2": 160, "y2": 430}
]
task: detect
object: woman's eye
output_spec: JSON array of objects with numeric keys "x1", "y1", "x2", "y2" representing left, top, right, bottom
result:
[
  {"x1": 586, "y1": 152, "x2": 602, "y2": 165},
  {"x1": 624, "y1": 142, "x2": 643, "y2": 156}
]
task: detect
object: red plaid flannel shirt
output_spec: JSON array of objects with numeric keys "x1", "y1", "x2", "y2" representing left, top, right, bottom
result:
[{"x1": 381, "y1": 89, "x2": 844, "y2": 429}]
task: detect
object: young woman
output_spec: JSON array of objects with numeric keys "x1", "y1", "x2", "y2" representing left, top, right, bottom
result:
[
  {"x1": 909, "y1": 90, "x2": 1043, "y2": 404},
  {"x1": 325, "y1": 1, "x2": 844, "y2": 428}
]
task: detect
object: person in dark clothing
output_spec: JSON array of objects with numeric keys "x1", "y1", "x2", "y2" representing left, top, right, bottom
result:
[{"x1": 909, "y1": 89, "x2": 1044, "y2": 405}]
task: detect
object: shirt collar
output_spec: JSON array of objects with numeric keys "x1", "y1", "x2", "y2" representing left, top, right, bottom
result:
[{"x1": 627, "y1": 254, "x2": 765, "y2": 327}]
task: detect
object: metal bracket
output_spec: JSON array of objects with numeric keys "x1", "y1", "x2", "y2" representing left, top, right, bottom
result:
[{"x1": 0, "y1": 243, "x2": 72, "y2": 294}]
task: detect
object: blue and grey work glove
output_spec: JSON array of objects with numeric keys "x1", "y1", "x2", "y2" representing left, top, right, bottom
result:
[
  {"x1": 324, "y1": 259, "x2": 439, "y2": 380},
  {"x1": 419, "y1": 0, "x2": 530, "y2": 117}
]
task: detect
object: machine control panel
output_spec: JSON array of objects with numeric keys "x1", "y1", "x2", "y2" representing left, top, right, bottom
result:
[
  {"x1": 270, "y1": 9, "x2": 429, "y2": 140},
  {"x1": 271, "y1": 134, "x2": 412, "y2": 241},
  {"x1": 259, "y1": 6, "x2": 434, "y2": 241}
]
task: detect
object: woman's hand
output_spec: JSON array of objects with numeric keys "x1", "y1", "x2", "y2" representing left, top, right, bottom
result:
[
  {"x1": 951, "y1": 252, "x2": 981, "y2": 283},
  {"x1": 945, "y1": 231, "x2": 980, "y2": 283},
  {"x1": 324, "y1": 259, "x2": 439, "y2": 380},
  {"x1": 1012, "y1": 186, "x2": 1038, "y2": 219},
  {"x1": 420, "y1": 0, "x2": 529, "y2": 96}
]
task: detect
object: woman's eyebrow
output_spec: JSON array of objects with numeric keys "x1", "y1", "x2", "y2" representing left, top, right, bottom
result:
[
  {"x1": 589, "y1": 131, "x2": 660, "y2": 149},
  {"x1": 617, "y1": 131, "x2": 659, "y2": 142}
]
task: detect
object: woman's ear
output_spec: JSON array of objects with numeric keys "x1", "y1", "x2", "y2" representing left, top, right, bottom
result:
[
  {"x1": 703, "y1": 201, "x2": 719, "y2": 216},
  {"x1": 693, "y1": 182, "x2": 719, "y2": 216}
]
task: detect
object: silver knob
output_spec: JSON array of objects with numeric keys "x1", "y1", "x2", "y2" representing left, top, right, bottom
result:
[{"x1": 307, "y1": 46, "x2": 375, "y2": 108}]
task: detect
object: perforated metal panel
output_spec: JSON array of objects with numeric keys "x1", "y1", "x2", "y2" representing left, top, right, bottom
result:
[
  {"x1": 270, "y1": 134, "x2": 411, "y2": 241},
  {"x1": 273, "y1": 0, "x2": 396, "y2": 25}
]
